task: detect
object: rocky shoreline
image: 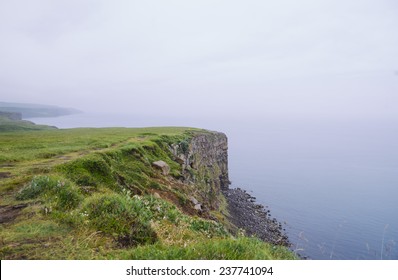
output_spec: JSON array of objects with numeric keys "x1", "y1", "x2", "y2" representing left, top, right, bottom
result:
[{"x1": 223, "y1": 187, "x2": 290, "y2": 247}]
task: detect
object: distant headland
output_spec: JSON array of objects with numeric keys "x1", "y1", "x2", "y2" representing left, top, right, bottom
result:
[{"x1": 0, "y1": 101, "x2": 82, "y2": 119}]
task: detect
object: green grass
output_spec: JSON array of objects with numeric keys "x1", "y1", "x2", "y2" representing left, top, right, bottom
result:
[
  {"x1": 82, "y1": 193, "x2": 157, "y2": 246},
  {"x1": 0, "y1": 116, "x2": 56, "y2": 132},
  {"x1": 0, "y1": 125, "x2": 296, "y2": 260},
  {"x1": 0, "y1": 126, "x2": 196, "y2": 163},
  {"x1": 111, "y1": 237, "x2": 295, "y2": 260},
  {"x1": 16, "y1": 175, "x2": 83, "y2": 210}
]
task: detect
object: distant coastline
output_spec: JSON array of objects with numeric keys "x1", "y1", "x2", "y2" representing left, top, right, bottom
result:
[{"x1": 0, "y1": 101, "x2": 82, "y2": 119}]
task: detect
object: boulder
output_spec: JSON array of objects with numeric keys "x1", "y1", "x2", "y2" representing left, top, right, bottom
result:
[
  {"x1": 153, "y1": 192, "x2": 161, "y2": 199},
  {"x1": 174, "y1": 154, "x2": 186, "y2": 165},
  {"x1": 152, "y1": 160, "x2": 170, "y2": 175},
  {"x1": 189, "y1": 196, "x2": 199, "y2": 205},
  {"x1": 194, "y1": 204, "x2": 202, "y2": 211}
]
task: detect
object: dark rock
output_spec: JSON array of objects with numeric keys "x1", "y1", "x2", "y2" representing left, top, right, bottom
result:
[
  {"x1": 223, "y1": 187, "x2": 290, "y2": 247},
  {"x1": 170, "y1": 132, "x2": 230, "y2": 190}
]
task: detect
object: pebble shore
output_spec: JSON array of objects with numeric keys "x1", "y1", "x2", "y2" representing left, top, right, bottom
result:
[{"x1": 223, "y1": 187, "x2": 290, "y2": 247}]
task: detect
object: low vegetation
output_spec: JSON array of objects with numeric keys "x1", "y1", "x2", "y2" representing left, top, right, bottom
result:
[
  {"x1": 0, "y1": 116, "x2": 56, "y2": 132},
  {"x1": 0, "y1": 121, "x2": 295, "y2": 260}
]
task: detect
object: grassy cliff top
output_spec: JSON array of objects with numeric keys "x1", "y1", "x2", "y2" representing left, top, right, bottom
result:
[{"x1": 0, "y1": 125, "x2": 295, "y2": 260}]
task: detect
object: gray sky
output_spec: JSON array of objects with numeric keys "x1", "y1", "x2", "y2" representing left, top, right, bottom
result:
[{"x1": 1, "y1": 0, "x2": 397, "y2": 119}]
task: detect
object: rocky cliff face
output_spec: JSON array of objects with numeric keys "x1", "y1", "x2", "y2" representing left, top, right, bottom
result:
[
  {"x1": 168, "y1": 130, "x2": 289, "y2": 246},
  {"x1": 170, "y1": 131, "x2": 230, "y2": 209}
]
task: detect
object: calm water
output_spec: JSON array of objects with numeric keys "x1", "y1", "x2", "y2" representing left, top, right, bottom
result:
[{"x1": 29, "y1": 113, "x2": 398, "y2": 260}]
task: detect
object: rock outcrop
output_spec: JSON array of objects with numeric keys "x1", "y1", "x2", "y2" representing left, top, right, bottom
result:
[
  {"x1": 169, "y1": 130, "x2": 289, "y2": 246},
  {"x1": 152, "y1": 160, "x2": 170, "y2": 175},
  {"x1": 170, "y1": 131, "x2": 229, "y2": 209}
]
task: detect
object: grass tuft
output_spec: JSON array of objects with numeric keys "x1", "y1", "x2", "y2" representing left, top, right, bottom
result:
[
  {"x1": 82, "y1": 194, "x2": 157, "y2": 246},
  {"x1": 16, "y1": 175, "x2": 82, "y2": 210},
  {"x1": 118, "y1": 237, "x2": 296, "y2": 260}
]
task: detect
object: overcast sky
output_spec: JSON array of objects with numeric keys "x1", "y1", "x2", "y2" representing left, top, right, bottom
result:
[{"x1": 1, "y1": 0, "x2": 397, "y2": 119}]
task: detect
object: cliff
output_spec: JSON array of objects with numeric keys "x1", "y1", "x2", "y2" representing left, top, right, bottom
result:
[
  {"x1": 172, "y1": 131, "x2": 288, "y2": 246},
  {"x1": 0, "y1": 127, "x2": 294, "y2": 259},
  {"x1": 170, "y1": 131, "x2": 230, "y2": 210}
]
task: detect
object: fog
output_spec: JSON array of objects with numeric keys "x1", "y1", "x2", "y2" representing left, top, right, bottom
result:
[
  {"x1": 1, "y1": 0, "x2": 397, "y2": 119},
  {"x1": 2, "y1": 1, "x2": 398, "y2": 260}
]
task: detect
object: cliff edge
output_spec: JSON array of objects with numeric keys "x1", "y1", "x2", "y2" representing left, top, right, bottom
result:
[
  {"x1": 170, "y1": 131, "x2": 289, "y2": 246},
  {"x1": 0, "y1": 127, "x2": 293, "y2": 259}
]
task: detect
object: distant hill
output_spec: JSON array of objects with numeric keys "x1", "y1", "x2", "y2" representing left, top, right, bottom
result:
[
  {"x1": 0, "y1": 116, "x2": 57, "y2": 132},
  {"x1": 0, "y1": 102, "x2": 82, "y2": 118}
]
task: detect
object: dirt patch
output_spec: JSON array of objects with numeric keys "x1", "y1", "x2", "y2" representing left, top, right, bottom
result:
[
  {"x1": 147, "y1": 177, "x2": 199, "y2": 216},
  {"x1": 56, "y1": 155, "x2": 72, "y2": 160},
  {"x1": 0, "y1": 163, "x2": 14, "y2": 168},
  {"x1": 0, "y1": 204, "x2": 28, "y2": 224},
  {"x1": 0, "y1": 172, "x2": 12, "y2": 179},
  {"x1": 151, "y1": 189, "x2": 197, "y2": 217}
]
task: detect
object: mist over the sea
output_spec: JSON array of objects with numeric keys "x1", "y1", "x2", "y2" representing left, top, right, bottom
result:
[{"x1": 2, "y1": 0, "x2": 398, "y2": 259}]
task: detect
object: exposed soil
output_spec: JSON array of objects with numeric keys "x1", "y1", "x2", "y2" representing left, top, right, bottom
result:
[
  {"x1": 223, "y1": 187, "x2": 290, "y2": 246},
  {"x1": 150, "y1": 188, "x2": 198, "y2": 217},
  {"x1": 0, "y1": 163, "x2": 14, "y2": 168},
  {"x1": 0, "y1": 203, "x2": 28, "y2": 224},
  {"x1": 0, "y1": 172, "x2": 12, "y2": 179}
]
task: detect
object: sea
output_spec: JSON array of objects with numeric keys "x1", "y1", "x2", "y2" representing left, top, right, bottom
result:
[{"x1": 28, "y1": 112, "x2": 398, "y2": 260}]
